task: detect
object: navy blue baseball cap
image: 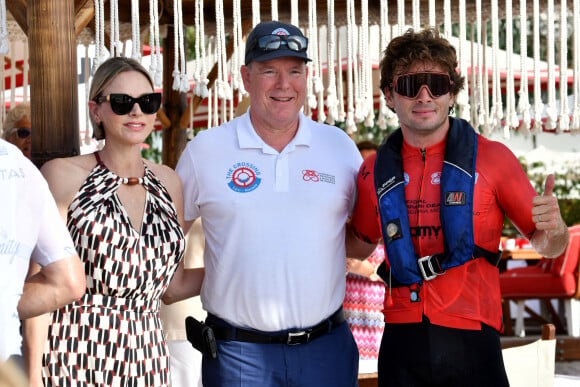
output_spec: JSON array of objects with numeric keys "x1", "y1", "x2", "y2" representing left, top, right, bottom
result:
[{"x1": 245, "y1": 21, "x2": 312, "y2": 65}]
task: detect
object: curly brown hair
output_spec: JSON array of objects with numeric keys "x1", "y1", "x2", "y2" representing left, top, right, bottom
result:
[{"x1": 379, "y1": 28, "x2": 465, "y2": 98}]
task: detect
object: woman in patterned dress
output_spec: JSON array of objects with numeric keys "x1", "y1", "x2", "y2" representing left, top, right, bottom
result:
[{"x1": 25, "y1": 57, "x2": 204, "y2": 386}]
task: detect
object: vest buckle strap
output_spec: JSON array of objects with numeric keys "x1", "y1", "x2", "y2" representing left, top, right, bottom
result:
[{"x1": 418, "y1": 255, "x2": 445, "y2": 281}]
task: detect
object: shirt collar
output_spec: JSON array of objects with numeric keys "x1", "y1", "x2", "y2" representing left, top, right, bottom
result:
[{"x1": 236, "y1": 110, "x2": 312, "y2": 153}]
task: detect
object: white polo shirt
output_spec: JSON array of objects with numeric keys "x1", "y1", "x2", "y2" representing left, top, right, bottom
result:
[
  {"x1": 0, "y1": 139, "x2": 77, "y2": 360},
  {"x1": 176, "y1": 111, "x2": 362, "y2": 331}
]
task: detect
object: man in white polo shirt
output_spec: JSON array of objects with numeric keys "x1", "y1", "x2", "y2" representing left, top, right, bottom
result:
[
  {"x1": 0, "y1": 139, "x2": 85, "y2": 380},
  {"x1": 176, "y1": 20, "x2": 362, "y2": 387}
]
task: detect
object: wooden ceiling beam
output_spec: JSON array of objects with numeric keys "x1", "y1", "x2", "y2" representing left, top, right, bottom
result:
[
  {"x1": 75, "y1": 0, "x2": 95, "y2": 37},
  {"x1": 5, "y1": 0, "x2": 28, "y2": 35}
]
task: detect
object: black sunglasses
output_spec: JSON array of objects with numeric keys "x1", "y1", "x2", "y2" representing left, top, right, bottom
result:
[
  {"x1": 250, "y1": 34, "x2": 308, "y2": 53},
  {"x1": 390, "y1": 72, "x2": 453, "y2": 99},
  {"x1": 95, "y1": 93, "x2": 162, "y2": 115},
  {"x1": 15, "y1": 128, "x2": 31, "y2": 139}
]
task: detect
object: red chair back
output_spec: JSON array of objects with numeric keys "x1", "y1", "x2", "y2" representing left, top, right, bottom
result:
[{"x1": 547, "y1": 225, "x2": 580, "y2": 277}]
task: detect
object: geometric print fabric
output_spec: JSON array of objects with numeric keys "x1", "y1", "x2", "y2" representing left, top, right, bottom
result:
[{"x1": 42, "y1": 159, "x2": 185, "y2": 386}]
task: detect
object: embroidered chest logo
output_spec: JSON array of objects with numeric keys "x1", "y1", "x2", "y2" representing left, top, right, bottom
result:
[
  {"x1": 227, "y1": 162, "x2": 262, "y2": 193},
  {"x1": 302, "y1": 169, "x2": 335, "y2": 184}
]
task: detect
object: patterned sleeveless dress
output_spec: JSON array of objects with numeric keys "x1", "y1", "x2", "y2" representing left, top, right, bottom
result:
[{"x1": 42, "y1": 156, "x2": 185, "y2": 386}]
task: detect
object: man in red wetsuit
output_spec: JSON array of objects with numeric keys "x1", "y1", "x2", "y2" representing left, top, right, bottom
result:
[{"x1": 346, "y1": 28, "x2": 569, "y2": 387}]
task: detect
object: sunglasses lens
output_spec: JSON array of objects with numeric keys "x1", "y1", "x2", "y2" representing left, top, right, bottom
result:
[
  {"x1": 286, "y1": 36, "x2": 307, "y2": 52},
  {"x1": 256, "y1": 35, "x2": 308, "y2": 52},
  {"x1": 258, "y1": 36, "x2": 282, "y2": 51},
  {"x1": 109, "y1": 94, "x2": 135, "y2": 115},
  {"x1": 16, "y1": 128, "x2": 31, "y2": 139},
  {"x1": 107, "y1": 93, "x2": 161, "y2": 115},
  {"x1": 395, "y1": 73, "x2": 451, "y2": 98},
  {"x1": 138, "y1": 93, "x2": 162, "y2": 114}
]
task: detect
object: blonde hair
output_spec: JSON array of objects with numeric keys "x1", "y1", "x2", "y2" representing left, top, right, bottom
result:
[
  {"x1": 2, "y1": 103, "x2": 31, "y2": 139},
  {"x1": 89, "y1": 57, "x2": 155, "y2": 140}
]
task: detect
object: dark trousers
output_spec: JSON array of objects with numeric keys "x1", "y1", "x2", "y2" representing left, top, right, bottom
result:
[{"x1": 378, "y1": 318, "x2": 509, "y2": 387}]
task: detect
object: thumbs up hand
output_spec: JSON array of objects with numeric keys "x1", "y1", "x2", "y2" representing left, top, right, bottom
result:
[
  {"x1": 532, "y1": 174, "x2": 559, "y2": 228},
  {"x1": 530, "y1": 174, "x2": 569, "y2": 257}
]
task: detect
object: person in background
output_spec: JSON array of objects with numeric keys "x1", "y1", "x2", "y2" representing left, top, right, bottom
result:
[
  {"x1": 160, "y1": 219, "x2": 205, "y2": 387},
  {"x1": 0, "y1": 138, "x2": 85, "y2": 382},
  {"x1": 176, "y1": 20, "x2": 362, "y2": 387},
  {"x1": 346, "y1": 28, "x2": 569, "y2": 387},
  {"x1": 25, "y1": 56, "x2": 203, "y2": 386},
  {"x1": 2, "y1": 103, "x2": 31, "y2": 159},
  {"x1": 343, "y1": 140, "x2": 386, "y2": 368}
]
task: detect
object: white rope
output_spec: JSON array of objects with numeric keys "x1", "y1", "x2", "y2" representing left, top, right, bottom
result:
[
  {"x1": 544, "y1": 0, "x2": 558, "y2": 130},
  {"x1": 84, "y1": 45, "x2": 92, "y2": 145},
  {"x1": 353, "y1": 25, "x2": 364, "y2": 123},
  {"x1": 325, "y1": 0, "x2": 338, "y2": 125},
  {"x1": 532, "y1": 0, "x2": 544, "y2": 134},
  {"x1": 93, "y1": 0, "x2": 106, "y2": 70},
  {"x1": 517, "y1": 0, "x2": 531, "y2": 136},
  {"x1": 397, "y1": 0, "x2": 405, "y2": 36},
  {"x1": 337, "y1": 27, "x2": 346, "y2": 123},
  {"x1": 0, "y1": 0, "x2": 9, "y2": 55},
  {"x1": 271, "y1": 0, "x2": 278, "y2": 21},
  {"x1": 194, "y1": 0, "x2": 209, "y2": 98},
  {"x1": 428, "y1": 0, "x2": 436, "y2": 27},
  {"x1": 489, "y1": 0, "x2": 503, "y2": 135},
  {"x1": 469, "y1": 23, "x2": 478, "y2": 128},
  {"x1": 0, "y1": 48, "x2": 5, "y2": 133},
  {"x1": 412, "y1": 0, "x2": 421, "y2": 31},
  {"x1": 172, "y1": 0, "x2": 188, "y2": 92},
  {"x1": 456, "y1": 0, "x2": 470, "y2": 120},
  {"x1": 558, "y1": 0, "x2": 569, "y2": 132},
  {"x1": 110, "y1": 0, "x2": 122, "y2": 57},
  {"x1": 215, "y1": 0, "x2": 232, "y2": 101},
  {"x1": 291, "y1": 0, "x2": 299, "y2": 26},
  {"x1": 504, "y1": 0, "x2": 519, "y2": 135},
  {"x1": 443, "y1": 0, "x2": 451, "y2": 38},
  {"x1": 482, "y1": 19, "x2": 492, "y2": 135},
  {"x1": 308, "y1": 0, "x2": 323, "y2": 114},
  {"x1": 22, "y1": 41, "x2": 28, "y2": 102},
  {"x1": 252, "y1": 0, "x2": 260, "y2": 27},
  {"x1": 345, "y1": 0, "x2": 356, "y2": 133},
  {"x1": 9, "y1": 41, "x2": 14, "y2": 106},
  {"x1": 572, "y1": 0, "x2": 580, "y2": 131},
  {"x1": 361, "y1": 0, "x2": 374, "y2": 127},
  {"x1": 474, "y1": 0, "x2": 486, "y2": 132},
  {"x1": 148, "y1": 0, "x2": 162, "y2": 87},
  {"x1": 130, "y1": 0, "x2": 142, "y2": 61},
  {"x1": 376, "y1": 0, "x2": 390, "y2": 130},
  {"x1": 232, "y1": 0, "x2": 246, "y2": 97}
]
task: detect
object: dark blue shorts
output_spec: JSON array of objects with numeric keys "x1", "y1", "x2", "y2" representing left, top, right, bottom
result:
[{"x1": 202, "y1": 316, "x2": 359, "y2": 387}]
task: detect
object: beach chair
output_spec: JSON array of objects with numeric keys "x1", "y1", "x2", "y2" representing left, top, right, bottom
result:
[{"x1": 500, "y1": 225, "x2": 580, "y2": 337}]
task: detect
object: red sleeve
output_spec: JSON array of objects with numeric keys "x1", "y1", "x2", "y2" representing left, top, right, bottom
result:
[
  {"x1": 476, "y1": 137, "x2": 538, "y2": 240},
  {"x1": 350, "y1": 153, "x2": 382, "y2": 244}
]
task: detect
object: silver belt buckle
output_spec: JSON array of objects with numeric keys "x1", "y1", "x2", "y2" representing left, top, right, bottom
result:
[
  {"x1": 418, "y1": 255, "x2": 438, "y2": 281},
  {"x1": 287, "y1": 330, "x2": 309, "y2": 345}
]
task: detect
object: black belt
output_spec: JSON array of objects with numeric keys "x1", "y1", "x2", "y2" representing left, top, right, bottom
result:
[{"x1": 209, "y1": 308, "x2": 345, "y2": 345}]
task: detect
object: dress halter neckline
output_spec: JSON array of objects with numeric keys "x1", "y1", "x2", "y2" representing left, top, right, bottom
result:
[{"x1": 95, "y1": 152, "x2": 145, "y2": 186}]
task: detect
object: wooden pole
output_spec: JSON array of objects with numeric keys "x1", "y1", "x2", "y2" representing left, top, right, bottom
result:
[
  {"x1": 161, "y1": 24, "x2": 188, "y2": 169},
  {"x1": 28, "y1": 0, "x2": 79, "y2": 167}
]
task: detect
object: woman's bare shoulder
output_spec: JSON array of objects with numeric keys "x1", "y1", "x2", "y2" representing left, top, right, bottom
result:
[{"x1": 40, "y1": 154, "x2": 97, "y2": 200}]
